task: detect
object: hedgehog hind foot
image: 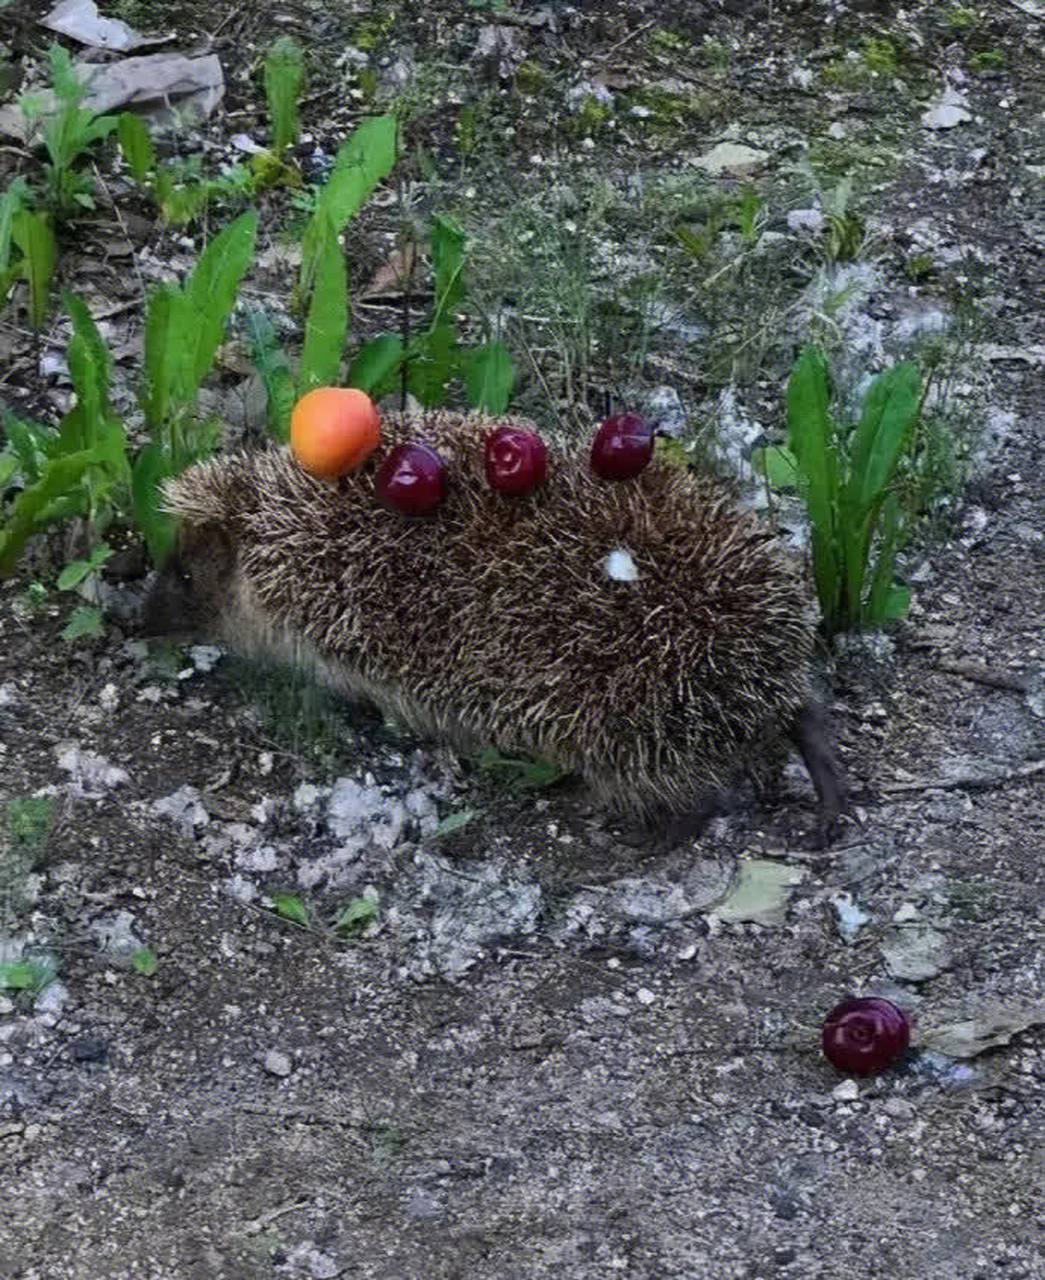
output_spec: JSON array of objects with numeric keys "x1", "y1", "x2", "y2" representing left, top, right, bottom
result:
[{"x1": 789, "y1": 701, "x2": 851, "y2": 848}]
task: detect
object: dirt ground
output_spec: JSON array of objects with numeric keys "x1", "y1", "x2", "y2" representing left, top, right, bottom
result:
[{"x1": 1, "y1": 2, "x2": 1043, "y2": 1278}]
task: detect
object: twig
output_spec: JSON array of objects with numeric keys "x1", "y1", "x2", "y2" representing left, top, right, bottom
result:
[
  {"x1": 878, "y1": 760, "x2": 1044, "y2": 797},
  {"x1": 937, "y1": 660, "x2": 1031, "y2": 695},
  {"x1": 594, "y1": 19, "x2": 657, "y2": 65}
]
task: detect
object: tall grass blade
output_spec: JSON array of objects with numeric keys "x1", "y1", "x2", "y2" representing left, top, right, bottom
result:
[
  {"x1": 118, "y1": 112, "x2": 155, "y2": 183},
  {"x1": 846, "y1": 362, "x2": 922, "y2": 509},
  {"x1": 464, "y1": 341, "x2": 514, "y2": 413},
  {"x1": 430, "y1": 212, "x2": 466, "y2": 325},
  {"x1": 264, "y1": 36, "x2": 305, "y2": 154},
  {"x1": 183, "y1": 210, "x2": 259, "y2": 390},
  {"x1": 300, "y1": 115, "x2": 397, "y2": 295},
  {"x1": 347, "y1": 334, "x2": 404, "y2": 397},
  {"x1": 298, "y1": 217, "x2": 347, "y2": 394},
  {"x1": 245, "y1": 306, "x2": 296, "y2": 440},
  {"x1": 11, "y1": 210, "x2": 57, "y2": 328},
  {"x1": 786, "y1": 344, "x2": 840, "y2": 622}
]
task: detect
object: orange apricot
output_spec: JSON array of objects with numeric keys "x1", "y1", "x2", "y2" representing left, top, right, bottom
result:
[{"x1": 290, "y1": 387, "x2": 381, "y2": 478}]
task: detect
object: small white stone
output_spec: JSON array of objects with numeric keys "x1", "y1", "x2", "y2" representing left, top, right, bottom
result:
[
  {"x1": 893, "y1": 902, "x2": 920, "y2": 923},
  {"x1": 604, "y1": 547, "x2": 639, "y2": 582},
  {"x1": 828, "y1": 121, "x2": 847, "y2": 140},
  {"x1": 832, "y1": 1079, "x2": 860, "y2": 1102},
  {"x1": 263, "y1": 1049, "x2": 293, "y2": 1078},
  {"x1": 636, "y1": 987, "x2": 656, "y2": 1006}
]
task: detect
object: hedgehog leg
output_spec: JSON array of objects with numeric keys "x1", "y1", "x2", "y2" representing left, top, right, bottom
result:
[{"x1": 790, "y1": 701, "x2": 850, "y2": 847}]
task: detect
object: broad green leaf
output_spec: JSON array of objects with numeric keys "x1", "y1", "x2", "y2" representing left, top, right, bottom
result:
[
  {"x1": 846, "y1": 361, "x2": 922, "y2": 512},
  {"x1": 182, "y1": 209, "x2": 259, "y2": 391},
  {"x1": 881, "y1": 585, "x2": 911, "y2": 620},
  {"x1": 0, "y1": 448, "x2": 99, "y2": 575},
  {"x1": 61, "y1": 604, "x2": 104, "y2": 641},
  {"x1": 11, "y1": 209, "x2": 56, "y2": 328},
  {"x1": 57, "y1": 559, "x2": 90, "y2": 590},
  {"x1": 865, "y1": 493, "x2": 905, "y2": 625},
  {"x1": 0, "y1": 179, "x2": 29, "y2": 274},
  {"x1": 347, "y1": 333, "x2": 405, "y2": 397},
  {"x1": 0, "y1": 454, "x2": 17, "y2": 488},
  {"x1": 300, "y1": 115, "x2": 397, "y2": 295},
  {"x1": 57, "y1": 542, "x2": 111, "y2": 590},
  {"x1": 298, "y1": 217, "x2": 347, "y2": 394},
  {"x1": 0, "y1": 959, "x2": 56, "y2": 993},
  {"x1": 406, "y1": 323, "x2": 458, "y2": 408},
  {"x1": 131, "y1": 444, "x2": 177, "y2": 565},
  {"x1": 334, "y1": 896, "x2": 378, "y2": 936},
  {"x1": 245, "y1": 306, "x2": 296, "y2": 441},
  {"x1": 64, "y1": 293, "x2": 112, "y2": 446},
  {"x1": 463, "y1": 341, "x2": 514, "y2": 414},
  {"x1": 430, "y1": 212, "x2": 466, "y2": 325},
  {"x1": 756, "y1": 444, "x2": 799, "y2": 489},
  {"x1": 434, "y1": 809, "x2": 477, "y2": 838},
  {"x1": 118, "y1": 112, "x2": 155, "y2": 182},
  {"x1": 83, "y1": 114, "x2": 118, "y2": 148},
  {"x1": 131, "y1": 947, "x2": 158, "y2": 976},
  {"x1": 143, "y1": 283, "x2": 191, "y2": 429},
  {"x1": 2, "y1": 417, "x2": 52, "y2": 482},
  {"x1": 786, "y1": 345, "x2": 841, "y2": 620},
  {"x1": 264, "y1": 36, "x2": 305, "y2": 153},
  {"x1": 273, "y1": 893, "x2": 310, "y2": 926}
]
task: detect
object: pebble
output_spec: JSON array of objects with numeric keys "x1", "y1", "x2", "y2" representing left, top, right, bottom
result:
[
  {"x1": 263, "y1": 1049, "x2": 292, "y2": 1078},
  {"x1": 636, "y1": 987, "x2": 656, "y2": 1006},
  {"x1": 832, "y1": 1079, "x2": 860, "y2": 1102}
]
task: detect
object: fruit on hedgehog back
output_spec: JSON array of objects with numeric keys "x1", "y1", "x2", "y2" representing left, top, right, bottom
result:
[{"x1": 142, "y1": 411, "x2": 849, "y2": 844}]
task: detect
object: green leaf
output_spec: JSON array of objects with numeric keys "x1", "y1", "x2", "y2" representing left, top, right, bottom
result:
[
  {"x1": 7, "y1": 795, "x2": 56, "y2": 847},
  {"x1": 143, "y1": 283, "x2": 191, "y2": 430},
  {"x1": 0, "y1": 448, "x2": 100, "y2": 575},
  {"x1": 57, "y1": 559, "x2": 89, "y2": 590},
  {"x1": 264, "y1": 36, "x2": 305, "y2": 153},
  {"x1": 300, "y1": 115, "x2": 397, "y2": 296},
  {"x1": 0, "y1": 454, "x2": 17, "y2": 488},
  {"x1": 865, "y1": 493, "x2": 906, "y2": 625},
  {"x1": 131, "y1": 947, "x2": 158, "y2": 976},
  {"x1": 786, "y1": 345, "x2": 841, "y2": 624},
  {"x1": 463, "y1": 341, "x2": 514, "y2": 414},
  {"x1": 430, "y1": 212, "x2": 466, "y2": 325},
  {"x1": 434, "y1": 809, "x2": 477, "y2": 838},
  {"x1": 756, "y1": 444, "x2": 799, "y2": 489},
  {"x1": 846, "y1": 361, "x2": 922, "y2": 512},
  {"x1": 0, "y1": 959, "x2": 57, "y2": 993},
  {"x1": 298, "y1": 216, "x2": 347, "y2": 394},
  {"x1": 406, "y1": 323, "x2": 458, "y2": 408},
  {"x1": 347, "y1": 334, "x2": 405, "y2": 397},
  {"x1": 273, "y1": 893, "x2": 310, "y2": 926},
  {"x1": 881, "y1": 585, "x2": 911, "y2": 620},
  {"x1": 11, "y1": 209, "x2": 57, "y2": 328},
  {"x1": 477, "y1": 747, "x2": 566, "y2": 791},
  {"x1": 131, "y1": 444, "x2": 177, "y2": 565},
  {"x1": 245, "y1": 306, "x2": 296, "y2": 441},
  {"x1": 61, "y1": 604, "x2": 104, "y2": 642},
  {"x1": 334, "y1": 896, "x2": 378, "y2": 936},
  {"x1": 118, "y1": 112, "x2": 156, "y2": 182},
  {"x1": 57, "y1": 542, "x2": 111, "y2": 590},
  {"x1": 64, "y1": 293, "x2": 113, "y2": 446},
  {"x1": 182, "y1": 209, "x2": 259, "y2": 391},
  {"x1": 0, "y1": 179, "x2": 29, "y2": 275}
]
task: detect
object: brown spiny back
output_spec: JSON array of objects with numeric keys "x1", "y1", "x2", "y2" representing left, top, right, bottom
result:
[{"x1": 163, "y1": 411, "x2": 816, "y2": 817}]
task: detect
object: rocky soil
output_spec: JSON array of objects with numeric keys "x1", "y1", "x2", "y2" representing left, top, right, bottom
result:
[{"x1": 1, "y1": 2, "x2": 1043, "y2": 1278}]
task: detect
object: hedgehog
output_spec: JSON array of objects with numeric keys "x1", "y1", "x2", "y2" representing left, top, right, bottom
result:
[{"x1": 141, "y1": 410, "x2": 849, "y2": 845}]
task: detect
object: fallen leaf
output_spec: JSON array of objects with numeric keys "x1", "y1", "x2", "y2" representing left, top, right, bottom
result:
[{"x1": 710, "y1": 859, "x2": 805, "y2": 926}]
